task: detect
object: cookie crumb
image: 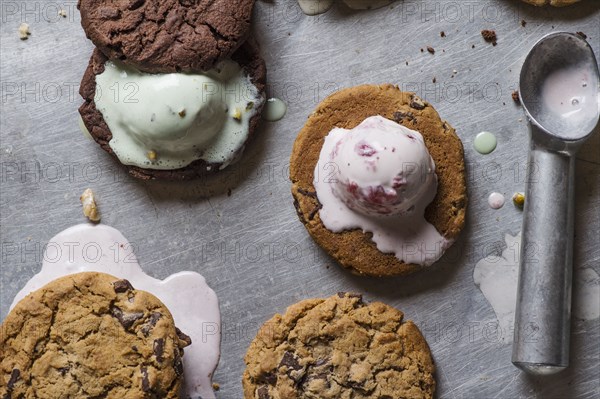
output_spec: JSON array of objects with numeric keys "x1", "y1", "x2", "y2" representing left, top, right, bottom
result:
[
  {"x1": 212, "y1": 383, "x2": 220, "y2": 391},
  {"x1": 18, "y1": 23, "x2": 30, "y2": 40},
  {"x1": 232, "y1": 108, "x2": 242, "y2": 121},
  {"x1": 80, "y1": 188, "x2": 100, "y2": 223},
  {"x1": 481, "y1": 30, "x2": 497, "y2": 46},
  {"x1": 512, "y1": 192, "x2": 525, "y2": 209},
  {"x1": 427, "y1": 46, "x2": 435, "y2": 54},
  {"x1": 440, "y1": 31, "x2": 446, "y2": 38},
  {"x1": 147, "y1": 150, "x2": 157, "y2": 161},
  {"x1": 58, "y1": 9, "x2": 67, "y2": 18},
  {"x1": 576, "y1": 31, "x2": 587, "y2": 40},
  {"x1": 246, "y1": 101, "x2": 254, "y2": 111},
  {"x1": 178, "y1": 109, "x2": 186, "y2": 118},
  {"x1": 512, "y1": 90, "x2": 520, "y2": 104},
  {"x1": 520, "y1": 20, "x2": 527, "y2": 27}
]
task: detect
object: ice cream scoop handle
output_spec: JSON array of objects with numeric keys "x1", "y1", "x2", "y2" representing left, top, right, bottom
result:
[{"x1": 512, "y1": 137, "x2": 575, "y2": 375}]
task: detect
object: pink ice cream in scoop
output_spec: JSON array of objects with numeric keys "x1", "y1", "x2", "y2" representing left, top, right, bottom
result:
[{"x1": 329, "y1": 116, "x2": 437, "y2": 216}]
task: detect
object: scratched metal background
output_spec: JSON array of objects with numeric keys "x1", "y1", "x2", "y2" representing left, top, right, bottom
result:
[{"x1": 1, "y1": 0, "x2": 599, "y2": 398}]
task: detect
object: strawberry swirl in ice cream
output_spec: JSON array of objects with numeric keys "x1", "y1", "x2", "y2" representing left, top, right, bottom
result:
[{"x1": 314, "y1": 115, "x2": 451, "y2": 266}]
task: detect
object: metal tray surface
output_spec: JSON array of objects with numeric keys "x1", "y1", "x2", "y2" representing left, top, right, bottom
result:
[{"x1": 1, "y1": 1, "x2": 599, "y2": 398}]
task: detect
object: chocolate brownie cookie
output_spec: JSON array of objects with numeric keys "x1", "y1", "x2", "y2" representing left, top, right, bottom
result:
[
  {"x1": 1, "y1": 272, "x2": 191, "y2": 399},
  {"x1": 290, "y1": 84, "x2": 467, "y2": 277},
  {"x1": 79, "y1": 39, "x2": 266, "y2": 180},
  {"x1": 78, "y1": 0, "x2": 256, "y2": 73},
  {"x1": 243, "y1": 293, "x2": 435, "y2": 399}
]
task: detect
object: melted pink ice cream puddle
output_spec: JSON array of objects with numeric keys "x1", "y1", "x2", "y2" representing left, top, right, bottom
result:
[{"x1": 10, "y1": 224, "x2": 221, "y2": 399}]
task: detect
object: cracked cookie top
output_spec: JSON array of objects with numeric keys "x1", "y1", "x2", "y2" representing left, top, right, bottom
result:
[
  {"x1": 78, "y1": 0, "x2": 256, "y2": 73},
  {"x1": 243, "y1": 293, "x2": 435, "y2": 399},
  {"x1": 1, "y1": 272, "x2": 191, "y2": 399}
]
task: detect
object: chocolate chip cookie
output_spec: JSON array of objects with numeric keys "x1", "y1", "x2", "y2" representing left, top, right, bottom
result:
[
  {"x1": 1, "y1": 272, "x2": 191, "y2": 398},
  {"x1": 290, "y1": 84, "x2": 467, "y2": 277},
  {"x1": 78, "y1": 0, "x2": 256, "y2": 73},
  {"x1": 78, "y1": 38, "x2": 266, "y2": 180},
  {"x1": 243, "y1": 293, "x2": 435, "y2": 399}
]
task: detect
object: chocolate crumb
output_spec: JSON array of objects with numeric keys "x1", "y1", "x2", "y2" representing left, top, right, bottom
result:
[
  {"x1": 481, "y1": 29, "x2": 497, "y2": 46},
  {"x1": 521, "y1": 20, "x2": 527, "y2": 27},
  {"x1": 427, "y1": 46, "x2": 435, "y2": 54},
  {"x1": 512, "y1": 90, "x2": 520, "y2": 104},
  {"x1": 576, "y1": 31, "x2": 587, "y2": 40},
  {"x1": 440, "y1": 31, "x2": 446, "y2": 37},
  {"x1": 212, "y1": 383, "x2": 220, "y2": 391},
  {"x1": 432, "y1": 77, "x2": 437, "y2": 84}
]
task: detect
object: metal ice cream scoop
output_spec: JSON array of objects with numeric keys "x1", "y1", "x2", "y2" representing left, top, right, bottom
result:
[{"x1": 513, "y1": 32, "x2": 600, "y2": 375}]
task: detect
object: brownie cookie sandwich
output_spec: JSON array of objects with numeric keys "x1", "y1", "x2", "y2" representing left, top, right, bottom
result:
[
  {"x1": 243, "y1": 293, "x2": 435, "y2": 399},
  {"x1": 290, "y1": 84, "x2": 467, "y2": 277},
  {"x1": 1, "y1": 272, "x2": 191, "y2": 399},
  {"x1": 77, "y1": 0, "x2": 266, "y2": 180}
]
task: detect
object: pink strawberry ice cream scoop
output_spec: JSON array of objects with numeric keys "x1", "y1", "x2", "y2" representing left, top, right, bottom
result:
[
  {"x1": 314, "y1": 115, "x2": 449, "y2": 266},
  {"x1": 328, "y1": 116, "x2": 437, "y2": 216}
]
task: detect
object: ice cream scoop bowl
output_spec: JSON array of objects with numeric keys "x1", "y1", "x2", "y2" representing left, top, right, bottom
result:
[{"x1": 512, "y1": 32, "x2": 600, "y2": 375}]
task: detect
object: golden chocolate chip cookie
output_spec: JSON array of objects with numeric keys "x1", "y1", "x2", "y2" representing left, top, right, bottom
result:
[
  {"x1": 243, "y1": 293, "x2": 435, "y2": 398},
  {"x1": 1, "y1": 272, "x2": 191, "y2": 398}
]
